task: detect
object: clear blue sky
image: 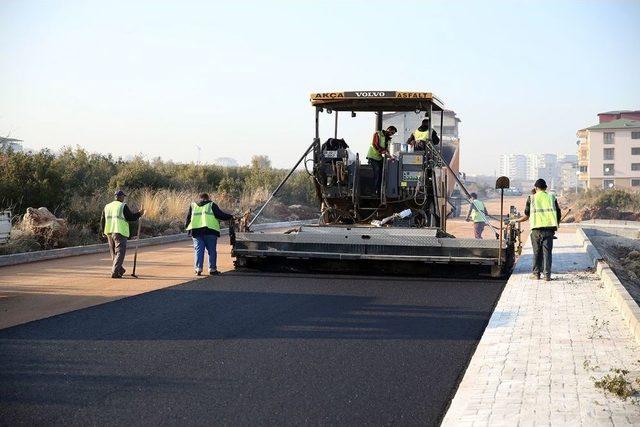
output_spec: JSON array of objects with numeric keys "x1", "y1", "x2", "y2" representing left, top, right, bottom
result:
[{"x1": 1, "y1": 0, "x2": 639, "y2": 174}]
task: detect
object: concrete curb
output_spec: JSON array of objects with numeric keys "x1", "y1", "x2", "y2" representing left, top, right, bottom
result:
[
  {"x1": 0, "y1": 220, "x2": 312, "y2": 268},
  {"x1": 576, "y1": 227, "x2": 640, "y2": 345},
  {"x1": 579, "y1": 219, "x2": 640, "y2": 228}
]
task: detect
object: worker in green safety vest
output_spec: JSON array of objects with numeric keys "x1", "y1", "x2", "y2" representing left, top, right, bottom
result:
[
  {"x1": 185, "y1": 192, "x2": 234, "y2": 276},
  {"x1": 407, "y1": 118, "x2": 440, "y2": 151},
  {"x1": 512, "y1": 178, "x2": 561, "y2": 281},
  {"x1": 100, "y1": 190, "x2": 145, "y2": 278},
  {"x1": 366, "y1": 125, "x2": 397, "y2": 196},
  {"x1": 465, "y1": 192, "x2": 489, "y2": 238}
]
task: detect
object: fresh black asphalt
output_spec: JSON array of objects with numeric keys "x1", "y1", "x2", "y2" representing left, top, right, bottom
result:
[{"x1": 0, "y1": 272, "x2": 505, "y2": 426}]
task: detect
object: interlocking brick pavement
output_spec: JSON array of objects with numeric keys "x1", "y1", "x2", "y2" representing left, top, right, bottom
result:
[{"x1": 442, "y1": 231, "x2": 640, "y2": 427}]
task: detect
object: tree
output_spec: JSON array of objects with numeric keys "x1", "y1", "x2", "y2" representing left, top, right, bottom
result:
[{"x1": 251, "y1": 155, "x2": 271, "y2": 170}]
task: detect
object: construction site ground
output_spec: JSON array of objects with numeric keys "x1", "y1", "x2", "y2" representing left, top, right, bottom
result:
[
  {"x1": 586, "y1": 230, "x2": 640, "y2": 307},
  {"x1": 3, "y1": 195, "x2": 638, "y2": 425},
  {"x1": 0, "y1": 244, "x2": 505, "y2": 425},
  {"x1": 0, "y1": 195, "x2": 528, "y2": 331}
]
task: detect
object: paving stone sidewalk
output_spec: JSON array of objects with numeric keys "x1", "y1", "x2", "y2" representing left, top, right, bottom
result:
[{"x1": 442, "y1": 231, "x2": 640, "y2": 426}]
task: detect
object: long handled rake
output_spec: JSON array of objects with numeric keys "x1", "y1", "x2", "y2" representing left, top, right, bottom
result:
[{"x1": 131, "y1": 216, "x2": 143, "y2": 278}]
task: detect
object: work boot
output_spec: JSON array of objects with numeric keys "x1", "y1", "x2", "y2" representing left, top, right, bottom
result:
[
  {"x1": 111, "y1": 272, "x2": 122, "y2": 279},
  {"x1": 195, "y1": 270, "x2": 202, "y2": 276},
  {"x1": 209, "y1": 270, "x2": 220, "y2": 276},
  {"x1": 529, "y1": 273, "x2": 540, "y2": 280},
  {"x1": 544, "y1": 276, "x2": 552, "y2": 282}
]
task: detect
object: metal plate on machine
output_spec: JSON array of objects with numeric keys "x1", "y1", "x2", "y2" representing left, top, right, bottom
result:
[
  {"x1": 402, "y1": 154, "x2": 423, "y2": 165},
  {"x1": 323, "y1": 150, "x2": 338, "y2": 159},
  {"x1": 402, "y1": 171, "x2": 423, "y2": 181}
]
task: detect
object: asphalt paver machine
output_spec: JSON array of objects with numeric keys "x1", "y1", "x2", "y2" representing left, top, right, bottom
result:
[{"x1": 233, "y1": 91, "x2": 519, "y2": 277}]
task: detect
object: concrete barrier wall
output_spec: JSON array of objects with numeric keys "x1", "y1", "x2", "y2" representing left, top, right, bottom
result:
[{"x1": 0, "y1": 220, "x2": 313, "y2": 268}]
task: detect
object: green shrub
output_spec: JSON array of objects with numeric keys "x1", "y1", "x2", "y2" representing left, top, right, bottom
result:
[{"x1": 0, "y1": 148, "x2": 318, "y2": 247}]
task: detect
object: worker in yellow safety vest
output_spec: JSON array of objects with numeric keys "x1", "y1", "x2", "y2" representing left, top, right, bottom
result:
[
  {"x1": 512, "y1": 178, "x2": 561, "y2": 281},
  {"x1": 407, "y1": 118, "x2": 440, "y2": 151},
  {"x1": 465, "y1": 192, "x2": 489, "y2": 239},
  {"x1": 366, "y1": 126, "x2": 397, "y2": 196},
  {"x1": 185, "y1": 192, "x2": 234, "y2": 276},
  {"x1": 100, "y1": 190, "x2": 145, "y2": 278}
]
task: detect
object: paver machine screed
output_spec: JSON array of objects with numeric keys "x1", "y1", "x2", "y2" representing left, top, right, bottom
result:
[{"x1": 233, "y1": 91, "x2": 519, "y2": 277}]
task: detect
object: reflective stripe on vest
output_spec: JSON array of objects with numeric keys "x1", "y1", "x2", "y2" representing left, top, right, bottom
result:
[
  {"x1": 470, "y1": 200, "x2": 486, "y2": 223},
  {"x1": 186, "y1": 202, "x2": 221, "y2": 232},
  {"x1": 530, "y1": 192, "x2": 558, "y2": 229},
  {"x1": 103, "y1": 200, "x2": 130, "y2": 237},
  {"x1": 366, "y1": 131, "x2": 387, "y2": 161},
  {"x1": 413, "y1": 129, "x2": 430, "y2": 142}
]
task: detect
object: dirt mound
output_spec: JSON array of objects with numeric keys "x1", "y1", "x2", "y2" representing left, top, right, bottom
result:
[
  {"x1": 21, "y1": 207, "x2": 69, "y2": 248},
  {"x1": 564, "y1": 207, "x2": 640, "y2": 223}
]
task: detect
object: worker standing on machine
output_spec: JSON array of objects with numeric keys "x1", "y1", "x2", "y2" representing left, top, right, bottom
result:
[
  {"x1": 185, "y1": 192, "x2": 234, "y2": 276},
  {"x1": 407, "y1": 118, "x2": 440, "y2": 151},
  {"x1": 465, "y1": 192, "x2": 489, "y2": 239},
  {"x1": 512, "y1": 179, "x2": 561, "y2": 281},
  {"x1": 366, "y1": 125, "x2": 397, "y2": 196}
]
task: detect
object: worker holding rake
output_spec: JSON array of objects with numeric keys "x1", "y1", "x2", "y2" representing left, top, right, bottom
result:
[{"x1": 100, "y1": 190, "x2": 145, "y2": 278}]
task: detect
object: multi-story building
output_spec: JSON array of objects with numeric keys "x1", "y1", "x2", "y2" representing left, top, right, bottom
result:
[
  {"x1": 598, "y1": 110, "x2": 640, "y2": 123},
  {"x1": 500, "y1": 153, "x2": 577, "y2": 191},
  {"x1": 526, "y1": 153, "x2": 559, "y2": 187},
  {"x1": 499, "y1": 154, "x2": 527, "y2": 181},
  {"x1": 559, "y1": 160, "x2": 578, "y2": 194},
  {"x1": 577, "y1": 111, "x2": 640, "y2": 190},
  {"x1": 577, "y1": 129, "x2": 589, "y2": 189}
]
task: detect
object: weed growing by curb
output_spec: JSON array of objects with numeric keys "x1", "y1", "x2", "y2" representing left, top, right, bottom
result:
[{"x1": 593, "y1": 369, "x2": 638, "y2": 401}]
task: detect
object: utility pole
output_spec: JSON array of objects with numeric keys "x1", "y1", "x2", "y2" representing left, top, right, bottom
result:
[{"x1": 195, "y1": 145, "x2": 202, "y2": 165}]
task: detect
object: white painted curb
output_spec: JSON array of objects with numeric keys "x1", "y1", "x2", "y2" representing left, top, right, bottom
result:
[{"x1": 576, "y1": 227, "x2": 640, "y2": 345}]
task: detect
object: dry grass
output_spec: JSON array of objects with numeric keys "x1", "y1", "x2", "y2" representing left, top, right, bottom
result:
[{"x1": 130, "y1": 189, "x2": 194, "y2": 224}]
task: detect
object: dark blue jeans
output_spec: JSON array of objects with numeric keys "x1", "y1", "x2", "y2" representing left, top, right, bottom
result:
[
  {"x1": 368, "y1": 158, "x2": 383, "y2": 195},
  {"x1": 192, "y1": 234, "x2": 218, "y2": 272}
]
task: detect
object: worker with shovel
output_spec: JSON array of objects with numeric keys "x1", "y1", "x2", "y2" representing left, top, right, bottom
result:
[
  {"x1": 185, "y1": 193, "x2": 234, "y2": 276},
  {"x1": 100, "y1": 190, "x2": 145, "y2": 278}
]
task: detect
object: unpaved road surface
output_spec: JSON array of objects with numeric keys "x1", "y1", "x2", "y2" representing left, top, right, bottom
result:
[{"x1": 0, "y1": 271, "x2": 505, "y2": 425}]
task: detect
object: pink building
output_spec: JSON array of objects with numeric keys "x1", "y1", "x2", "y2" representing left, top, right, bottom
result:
[{"x1": 598, "y1": 110, "x2": 640, "y2": 123}]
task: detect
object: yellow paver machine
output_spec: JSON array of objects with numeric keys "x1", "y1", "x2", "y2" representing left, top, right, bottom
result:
[{"x1": 232, "y1": 91, "x2": 521, "y2": 277}]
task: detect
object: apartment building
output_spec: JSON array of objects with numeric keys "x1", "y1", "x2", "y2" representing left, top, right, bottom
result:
[
  {"x1": 499, "y1": 154, "x2": 527, "y2": 181},
  {"x1": 577, "y1": 111, "x2": 640, "y2": 190}
]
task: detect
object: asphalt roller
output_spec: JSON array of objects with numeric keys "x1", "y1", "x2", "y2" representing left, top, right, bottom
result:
[{"x1": 232, "y1": 91, "x2": 520, "y2": 277}]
